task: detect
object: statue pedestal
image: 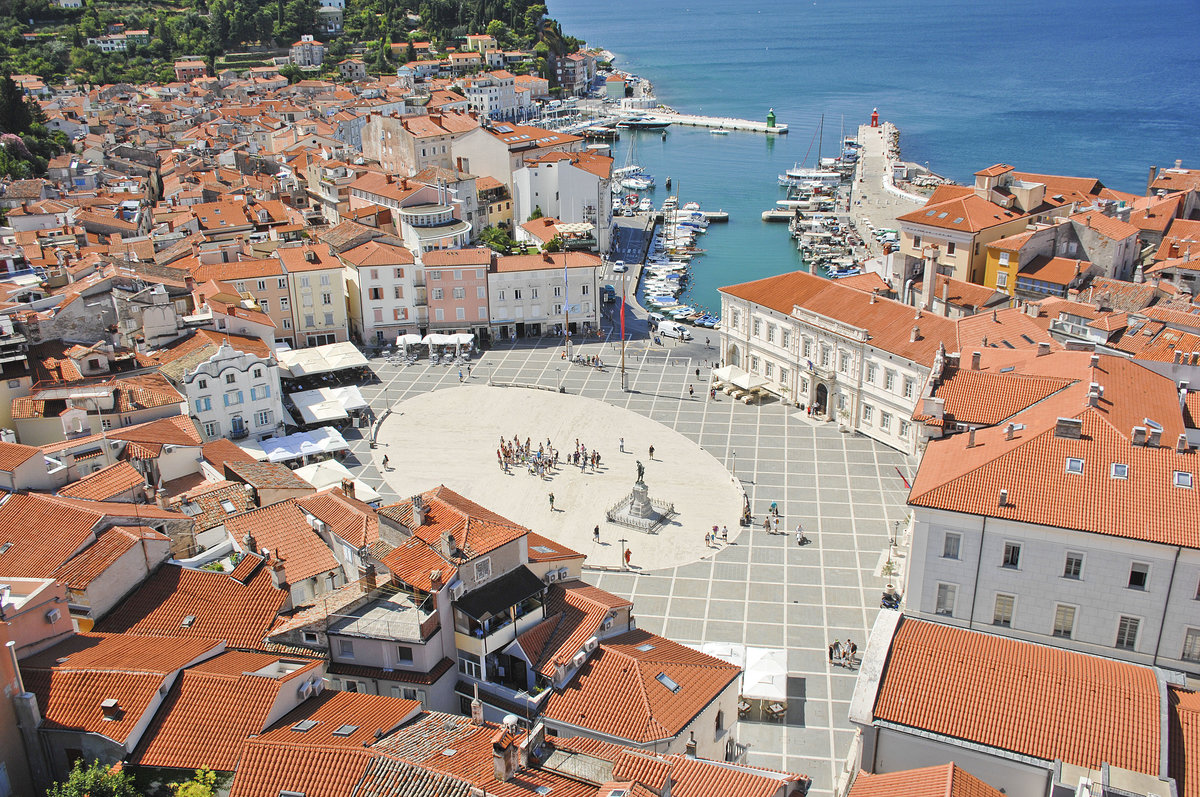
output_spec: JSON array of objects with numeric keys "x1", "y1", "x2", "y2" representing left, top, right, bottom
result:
[{"x1": 629, "y1": 480, "x2": 653, "y2": 519}]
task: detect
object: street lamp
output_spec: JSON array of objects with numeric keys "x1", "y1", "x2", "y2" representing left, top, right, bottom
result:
[
  {"x1": 731, "y1": 451, "x2": 736, "y2": 477},
  {"x1": 618, "y1": 537, "x2": 628, "y2": 570}
]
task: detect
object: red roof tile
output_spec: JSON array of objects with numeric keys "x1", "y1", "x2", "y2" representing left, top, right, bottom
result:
[
  {"x1": 225, "y1": 500, "x2": 341, "y2": 585},
  {"x1": 1169, "y1": 686, "x2": 1200, "y2": 797},
  {"x1": 57, "y1": 461, "x2": 147, "y2": 501},
  {"x1": 873, "y1": 618, "x2": 1161, "y2": 774},
  {"x1": 849, "y1": 763, "x2": 1002, "y2": 797}
]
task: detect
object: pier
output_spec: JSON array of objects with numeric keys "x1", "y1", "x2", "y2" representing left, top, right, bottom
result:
[
  {"x1": 640, "y1": 111, "x2": 789, "y2": 134},
  {"x1": 849, "y1": 122, "x2": 926, "y2": 259}
]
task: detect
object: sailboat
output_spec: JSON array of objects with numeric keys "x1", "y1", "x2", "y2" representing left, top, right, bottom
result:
[
  {"x1": 779, "y1": 114, "x2": 838, "y2": 186},
  {"x1": 614, "y1": 134, "x2": 654, "y2": 191}
]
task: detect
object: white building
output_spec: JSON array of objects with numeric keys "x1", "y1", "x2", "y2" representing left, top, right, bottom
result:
[
  {"x1": 316, "y1": 0, "x2": 344, "y2": 33},
  {"x1": 905, "y1": 350, "x2": 1200, "y2": 676},
  {"x1": 341, "y1": 238, "x2": 420, "y2": 345},
  {"x1": 461, "y1": 70, "x2": 518, "y2": 119},
  {"x1": 719, "y1": 270, "x2": 1058, "y2": 455},
  {"x1": 513, "y1": 150, "x2": 613, "y2": 254},
  {"x1": 488, "y1": 252, "x2": 601, "y2": 340},
  {"x1": 184, "y1": 342, "x2": 283, "y2": 442}
]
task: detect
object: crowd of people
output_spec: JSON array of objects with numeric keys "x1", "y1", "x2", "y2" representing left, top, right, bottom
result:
[{"x1": 496, "y1": 436, "x2": 603, "y2": 478}]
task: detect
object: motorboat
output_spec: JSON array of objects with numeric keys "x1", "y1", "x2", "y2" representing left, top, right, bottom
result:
[
  {"x1": 617, "y1": 116, "x2": 671, "y2": 130},
  {"x1": 711, "y1": 128, "x2": 730, "y2": 135},
  {"x1": 621, "y1": 175, "x2": 653, "y2": 191},
  {"x1": 638, "y1": 198, "x2": 653, "y2": 212}
]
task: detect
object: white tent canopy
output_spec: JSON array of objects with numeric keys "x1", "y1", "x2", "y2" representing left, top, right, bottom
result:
[
  {"x1": 731, "y1": 371, "x2": 769, "y2": 392},
  {"x1": 240, "y1": 426, "x2": 350, "y2": 463},
  {"x1": 293, "y1": 459, "x2": 381, "y2": 505},
  {"x1": 289, "y1": 386, "x2": 368, "y2": 425},
  {"x1": 396, "y1": 333, "x2": 423, "y2": 348},
  {"x1": 688, "y1": 643, "x2": 788, "y2": 702},
  {"x1": 421, "y1": 333, "x2": 454, "y2": 346},
  {"x1": 713, "y1": 365, "x2": 748, "y2": 384},
  {"x1": 277, "y1": 342, "x2": 369, "y2": 378}
]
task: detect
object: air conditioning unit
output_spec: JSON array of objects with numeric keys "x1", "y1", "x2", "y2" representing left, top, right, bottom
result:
[
  {"x1": 450, "y1": 583, "x2": 465, "y2": 601},
  {"x1": 584, "y1": 636, "x2": 598, "y2": 652},
  {"x1": 108, "y1": 440, "x2": 121, "y2": 450},
  {"x1": 600, "y1": 617, "x2": 613, "y2": 631},
  {"x1": 572, "y1": 652, "x2": 587, "y2": 668},
  {"x1": 311, "y1": 678, "x2": 325, "y2": 695},
  {"x1": 163, "y1": 444, "x2": 176, "y2": 454},
  {"x1": 45, "y1": 608, "x2": 61, "y2": 624},
  {"x1": 544, "y1": 570, "x2": 559, "y2": 584},
  {"x1": 556, "y1": 567, "x2": 568, "y2": 580},
  {"x1": 629, "y1": 618, "x2": 637, "y2": 631},
  {"x1": 297, "y1": 681, "x2": 313, "y2": 699}
]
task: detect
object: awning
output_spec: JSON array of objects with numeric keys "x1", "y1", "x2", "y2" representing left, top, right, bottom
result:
[
  {"x1": 421, "y1": 333, "x2": 454, "y2": 346},
  {"x1": 742, "y1": 647, "x2": 788, "y2": 702},
  {"x1": 290, "y1": 386, "x2": 369, "y2": 424},
  {"x1": 455, "y1": 565, "x2": 544, "y2": 620},
  {"x1": 277, "y1": 342, "x2": 370, "y2": 378},
  {"x1": 257, "y1": 426, "x2": 349, "y2": 463},
  {"x1": 397, "y1": 334, "x2": 423, "y2": 347},
  {"x1": 731, "y1": 371, "x2": 769, "y2": 391},
  {"x1": 713, "y1": 365, "x2": 748, "y2": 383},
  {"x1": 293, "y1": 459, "x2": 381, "y2": 504}
]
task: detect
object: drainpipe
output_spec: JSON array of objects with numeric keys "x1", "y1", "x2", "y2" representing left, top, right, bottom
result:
[
  {"x1": 966, "y1": 517, "x2": 986, "y2": 630},
  {"x1": 1151, "y1": 546, "x2": 1181, "y2": 667}
]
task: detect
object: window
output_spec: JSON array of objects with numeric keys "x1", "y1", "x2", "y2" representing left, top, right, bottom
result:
[
  {"x1": 300, "y1": 276, "x2": 310, "y2": 288},
  {"x1": 435, "y1": 309, "x2": 444, "y2": 321},
  {"x1": 235, "y1": 281, "x2": 246, "y2": 292},
  {"x1": 904, "y1": 378, "x2": 915, "y2": 399},
  {"x1": 226, "y1": 373, "x2": 237, "y2": 385},
  {"x1": 765, "y1": 362, "x2": 773, "y2": 378},
  {"x1": 1183, "y1": 629, "x2": 1200, "y2": 662},
  {"x1": 946, "y1": 242, "x2": 956, "y2": 256},
  {"x1": 458, "y1": 651, "x2": 481, "y2": 679},
  {"x1": 224, "y1": 391, "x2": 244, "y2": 407},
  {"x1": 1115, "y1": 616, "x2": 1140, "y2": 650},
  {"x1": 766, "y1": 324, "x2": 776, "y2": 343},
  {"x1": 779, "y1": 367, "x2": 789, "y2": 384},
  {"x1": 715, "y1": 709, "x2": 724, "y2": 734},
  {"x1": 320, "y1": 274, "x2": 331, "y2": 286},
  {"x1": 655, "y1": 672, "x2": 681, "y2": 693},
  {"x1": 453, "y1": 287, "x2": 465, "y2": 300},
  {"x1": 862, "y1": 404, "x2": 873, "y2": 423},
  {"x1": 750, "y1": 356, "x2": 760, "y2": 372},
  {"x1": 942, "y1": 532, "x2": 961, "y2": 559},
  {"x1": 753, "y1": 319, "x2": 762, "y2": 337},
  {"x1": 478, "y1": 286, "x2": 486, "y2": 298},
  {"x1": 432, "y1": 288, "x2": 444, "y2": 300},
  {"x1": 993, "y1": 594, "x2": 1014, "y2": 627},
  {"x1": 278, "y1": 278, "x2": 287, "y2": 289},
  {"x1": 899, "y1": 420, "x2": 911, "y2": 437},
  {"x1": 474, "y1": 557, "x2": 491, "y2": 582},
  {"x1": 1175, "y1": 471, "x2": 1193, "y2": 488},
  {"x1": 1065, "y1": 457, "x2": 1084, "y2": 474},
  {"x1": 251, "y1": 385, "x2": 271, "y2": 401},
  {"x1": 198, "y1": 379, "x2": 208, "y2": 389},
  {"x1": 1002, "y1": 542, "x2": 1021, "y2": 569},
  {"x1": 996, "y1": 271, "x2": 1008, "y2": 288},
  {"x1": 283, "y1": 319, "x2": 292, "y2": 329},
  {"x1": 395, "y1": 286, "x2": 404, "y2": 299},
  {"x1": 339, "y1": 639, "x2": 354, "y2": 658},
  {"x1": 257, "y1": 280, "x2": 266, "y2": 292},
  {"x1": 935, "y1": 583, "x2": 956, "y2": 616},
  {"x1": 395, "y1": 267, "x2": 405, "y2": 279},
  {"x1": 802, "y1": 338, "x2": 811, "y2": 358},
  {"x1": 304, "y1": 314, "x2": 315, "y2": 328},
  {"x1": 321, "y1": 292, "x2": 332, "y2": 305},
  {"x1": 256, "y1": 410, "x2": 273, "y2": 427},
  {"x1": 324, "y1": 312, "x2": 334, "y2": 326},
  {"x1": 782, "y1": 331, "x2": 791, "y2": 348},
  {"x1": 839, "y1": 352, "x2": 849, "y2": 373},
  {"x1": 396, "y1": 645, "x2": 413, "y2": 664},
  {"x1": 1063, "y1": 552, "x2": 1083, "y2": 579},
  {"x1": 1052, "y1": 604, "x2": 1075, "y2": 638},
  {"x1": 867, "y1": 363, "x2": 877, "y2": 383},
  {"x1": 553, "y1": 286, "x2": 561, "y2": 298},
  {"x1": 194, "y1": 397, "x2": 212, "y2": 413},
  {"x1": 392, "y1": 685, "x2": 421, "y2": 701},
  {"x1": 531, "y1": 288, "x2": 539, "y2": 299},
  {"x1": 1111, "y1": 463, "x2": 1128, "y2": 479},
  {"x1": 429, "y1": 270, "x2": 441, "y2": 280},
  {"x1": 885, "y1": 370, "x2": 896, "y2": 391},
  {"x1": 1128, "y1": 562, "x2": 1149, "y2": 591},
  {"x1": 456, "y1": 307, "x2": 465, "y2": 320},
  {"x1": 513, "y1": 289, "x2": 522, "y2": 300},
  {"x1": 203, "y1": 421, "x2": 220, "y2": 438},
  {"x1": 453, "y1": 271, "x2": 461, "y2": 281},
  {"x1": 369, "y1": 287, "x2": 383, "y2": 300},
  {"x1": 880, "y1": 411, "x2": 892, "y2": 431},
  {"x1": 280, "y1": 297, "x2": 289, "y2": 309},
  {"x1": 302, "y1": 631, "x2": 318, "y2": 644},
  {"x1": 913, "y1": 235, "x2": 921, "y2": 248}
]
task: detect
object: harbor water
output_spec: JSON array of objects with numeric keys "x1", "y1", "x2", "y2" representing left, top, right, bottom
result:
[{"x1": 550, "y1": 0, "x2": 1200, "y2": 313}]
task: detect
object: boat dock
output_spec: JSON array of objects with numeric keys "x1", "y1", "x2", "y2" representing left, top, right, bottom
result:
[{"x1": 641, "y1": 112, "x2": 789, "y2": 135}]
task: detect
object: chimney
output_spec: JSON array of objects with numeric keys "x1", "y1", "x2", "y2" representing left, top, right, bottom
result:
[
  {"x1": 411, "y1": 495, "x2": 426, "y2": 526},
  {"x1": 155, "y1": 487, "x2": 168, "y2": 509},
  {"x1": 492, "y1": 721, "x2": 520, "y2": 782},
  {"x1": 440, "y1": 530, "x2": 456, "y2": 558},
  {"x1": 1148, "y1": 427, "x2": 1162, "y2": 447},
  {"x1": 1178, "y1": 433, "x2": 1190, "y2": 453},
  {"x1": 971, "y1": 351, "x2": 981, "y2": 370},
  {"x1": 910, "y1": 325, "x2": 920, "y2": 342},
  {"x1": 1054, "y1": 417, "x2": 1083, "y2": 439},
  {"x1": 1004, "y1": 423, "x2": 1015, "y2": 441},
  {"x1": 1090, "y1": 353, "x2": 1099, "y2": 368},
  {"x1": 1148, "y1": 165, "x2": 1157, "y2": 196},
  {"x1": 684, "y1": 731, "x2": 698, "y2": 759},
  {"x1": 966, "y1": 427, "x2": 976, "y2": 448},
  {"x1": 1087, "y1": 389, "x2": 1100, "y2": 408},
  {"x1": 1177, "y1": 159, "x2": 1183, "y2": 169},
  {"x1": 270, "y1": 558, "x2": 287, "y2": 589},
  {"x1": 998, "y1": 489, "x2": 1008, "y2": 507},
  {"x1": 242, "y1": 532, "x2": 257, "y2": 554},
  {"x1": 1036, "y1": 341, "x2": 1050, "y2": 357},
  {"x1": 362, "y1": 562, "x2": 376, "y2": 590},
  {"x1": 869, "y1": 291, "x2": 876, "y2": 304},
  {"x1": 470, "y1": 683, "x2": 484, "y2": 725},
  {"x1": 100, "y1": 698, "x2": 123, "y2": 721},
  {"x1": 341, "y1": 477, "x2": 355, "y2": 499},
  {"x1": 941, "y1": 278, "x2": 950, "y2": 316},
  {"x1": 1132, "y1": 426, "x2": 1147, "y2": 446},
  {"x1": 519, "y1": 723, "x2": 546, "y2": 769},
  {"x1": 429, "y1": 568, "x2": 443, "y2": 590},
  {"x1": 991, "y1": 309, "x2": 998, "y2": 322},
  {"x1": 922, "y1": 246, "x2": 938, "y2": 311}
]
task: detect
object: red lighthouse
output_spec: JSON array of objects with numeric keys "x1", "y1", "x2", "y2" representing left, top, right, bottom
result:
[{"x1": 870, "y1": 108, "x2": 879, "y2": 128}]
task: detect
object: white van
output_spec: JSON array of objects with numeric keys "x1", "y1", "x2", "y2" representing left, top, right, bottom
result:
[{"x1": 658, "y1": 320, "x2": 694, "y2": 341}]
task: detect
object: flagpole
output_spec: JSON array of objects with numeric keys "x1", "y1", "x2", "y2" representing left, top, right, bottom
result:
[{"x1": 564, "y1": 256, "x2": 571, "y2": 360}]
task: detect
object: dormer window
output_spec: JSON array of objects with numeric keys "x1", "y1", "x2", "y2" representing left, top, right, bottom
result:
[{"x1": 1065, "y1": 458, "x2": 1084, "y2": 474}]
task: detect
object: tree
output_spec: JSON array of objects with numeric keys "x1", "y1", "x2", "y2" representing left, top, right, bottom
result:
[
  {"x1": 0, "y1": 73, "x2": 31, "y2": 134},
  {"x1": 528, "y1": 205, "x2": 542, "y2": 220},
  {"x1": 47, "y1": 760, "x2": 139, "y2": 797},
  {"x1": 279, "y1": 63, "x2": 303, "y2": 83},
  {"x1": 542, "y1": 234, "x2": 562, "y2": 253},
  {"x1": 404, "y1": 39, "x2": 416, "y2": 62},
  {"x1": 172, "y1": 767, "x2": 218, "y2": 797}
]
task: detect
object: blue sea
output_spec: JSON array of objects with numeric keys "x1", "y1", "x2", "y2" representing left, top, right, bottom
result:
[{"x1": 549, "y1": 0, "x2": 1200, "y2": 313}]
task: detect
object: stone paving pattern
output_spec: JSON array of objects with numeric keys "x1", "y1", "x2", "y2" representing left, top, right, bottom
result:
[{"x1": 341, "y1": 332, "x2": 912, "y2": 797}]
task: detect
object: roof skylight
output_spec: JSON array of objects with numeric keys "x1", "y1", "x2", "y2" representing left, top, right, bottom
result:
[
  {"x1": 1111, "y1": 463, "x2": 1128, "y2": 479},
  {"x1": 655, "y1": 672, "x2": 681, "y2": 693},
  {"x1": 1065, "y1": 458, "x2": 1084, "y2": 475},
  {"x1": 1174, "y1": 471, "x2": 1193, "y2": 489}
]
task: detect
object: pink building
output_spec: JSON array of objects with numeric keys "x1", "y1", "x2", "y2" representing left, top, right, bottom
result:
[{"x1": 421, "y1": 248, "x2": 492, "y2": 337}]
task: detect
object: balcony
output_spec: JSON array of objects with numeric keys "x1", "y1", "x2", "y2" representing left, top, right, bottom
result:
[
  {"x1": 328, "y1": 588, "x2": 439, "y2": 644},
  {"x1": 452, "y1": 566, "x2": 546, "y2": 655}
]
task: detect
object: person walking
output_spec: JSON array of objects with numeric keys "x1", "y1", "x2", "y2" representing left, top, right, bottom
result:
[
  {"x1": 381, "y1": 455, "x2": 389, "y2": 470},
  {"x1": 619, "y1": 437, "x2": 624, "y2": 453},
  {"x1": 624, "y1": 548, "x2": 632, "y2": 567},
  {"x1": 849, "y1": 639, "x2": 858, "y2": 664},
  {"x1": 721, "y1": 524, "x2": 729, "y2": 542},
  {"x1": 594, "y1": 525, "x2": 600, "y2": 543},
  {"x1": 828, "y1": 642, "x2": 836, "y2": 666},
  {"x1": 695, "y1": 367, "x2": 700, "y2": 379},
  {"x1": 458, "y1": 368, "x2": 463, "y2": 382},
  {"x1": 704, "y1": 531, "x2": 711, "y2": 548},
  {"x1": 548, "y1": 492, "x2": 555, "y2": 511},
  {"x1": 796, "y1": 525, "x2": 805, "y2": 546},
  {"x1": 769, "y1": 501, "x2": 778, "y2": 517},
  {"x1": 832, "y1": 640, "x2": 843, "y2": 667},
  {"x1": 762, "y1": 517, "x2": 770, "y2": 534}
]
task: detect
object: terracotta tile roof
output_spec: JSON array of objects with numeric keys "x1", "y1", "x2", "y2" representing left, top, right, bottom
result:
[
  {"x1": 1017, "y1": 255, "x2": 1088, "y2": 286},
  {"x1": 297, "y1": 488, "x2": 378, "y2": 549},
  {"x1": 1070, "y1": 208, "x2": 1140, "y2": 241},
  {"x1": 525, "y1": 149, "x2": 613, "y2": 179},
  {"x1": 1075, "y1": 277, "x2": 1160, "y2": 314},
  {"x1": 339, "y1": 239, "x2": 414, "y2": 268},
  {"x1": 378, "y1": 535, "x2": 456, "y2": 593},
  {"x1": 52, "y1": 526, "x2": 167, "y2": 589},
  {"x1": 151, "y1": 329, "x2": 273, "y2": 383},
  {"x1": 527, "y1": 580, "x2": 635, "y2": 676},
  {"x1": 225, "y1": 501, "x2": 341, "y2": 585},
  {"x1": 278, "y1": 244, "x2": 340, "y2": 274},
  {"x1": 1012, "y1": 171, "x2": 1105, "y2": 206},
  {"x1": 169, "y1": 479, "x2": 255, "y2": 534},
  {"x1": 256, "y1": 690, "x2": 422, "y2": 749},
  {"x1": 95, "y1": 564, "x2": 288, "y2": 651},
  {"x1": 0, "y1": 492, "x2": 105, "y2": 577},
  {"x1": 21, "y1": 632, "x2": 222, "y2": 745},
  {"x1": 987, "y1": 229, "x2": 1035, "y2": 252},
  {"x1": 57, "y1": 461, "x2": 146, "y2": 501},
  {"x1": 379, "y1": 485, "x2": 528, "y2": 562},
  {"x1": 667, "y1": 754, "x2": 804, "y2": 797},
  {"x1": 1169, "y1": 686, "x2": 1200, "y2": 797},
  {"x1": 495, "y1": 251, "x2": 602, "y2": 273},
  {"x1": 132, "y1": 651, "x2": 321, "y2": 770},
  {"x1": 0, "y1": 441, "x2": 42, "y2": 471},
  {"x1": 541, "y1": 629, "x2": 739, "y2": 744},
  {"x1": 833, "y1": 271, "x2": 891, "y2": 294},
  {"x1": 1151, "y1": 167, "x2": 1200, "y2": 194},
  {"x1": 327, "y1": 657, "x2": 455, "y2": 687},
  {"x1": 226, "y1": 460, "x2": 314, "y2": 491},
  {"x1": 896, "y1": 192, "x2": 1025, "y2": 233},
  {"x1": 927, "y1": 355, "x2": 1077, "y2": 427},
  {"x1": 874, "y1": 618, "x2": 1161, "y2": 774},
  {"x1": 229, "y1": 742, "x2": 376, "y2": 797},
  {"x1": 350, "y1": 758, "x2": 474, "y2": 797},
  {"x1": 848, "y1": 763, "x2": 1002, "y2": 797},
  {"x1": 974, "y1": 164, "x2": 1014, "y2": 178},
  {"x1": 1142, "y1": 305, "x2": 1200, "y2": 332},
  {"x1": 910, "y1": 274, "x2": 1003, "y2": 311},
  {"x1": 421, "y1": 247, "x2": 494, "y2": 267},
  {"x1": 526, "y1": 531, "x2": 583, "y2": 563},
  {"x1": 203, "y1": 438, "x2": 257, "y2": 468}
]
